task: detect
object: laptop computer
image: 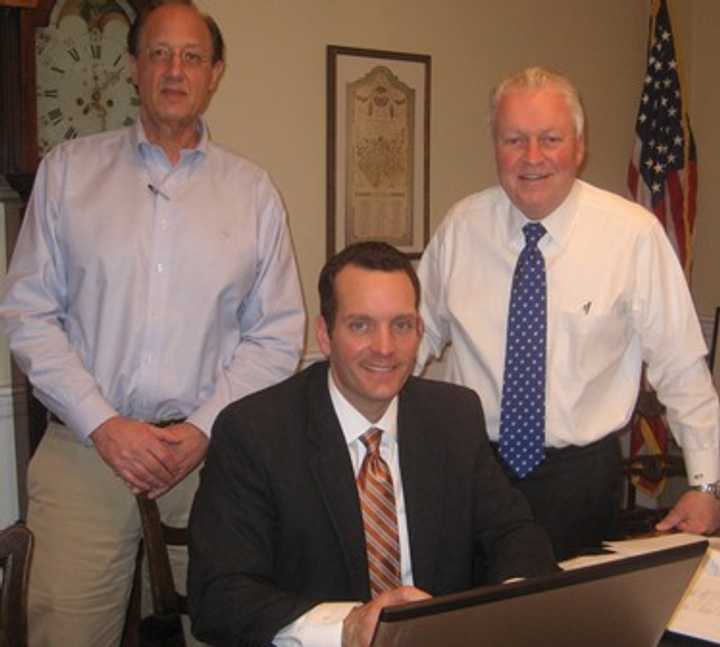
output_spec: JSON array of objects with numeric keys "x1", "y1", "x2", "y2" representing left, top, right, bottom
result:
[{"x1": 371, "y1": 539, "x2": 708, "y2": 647}]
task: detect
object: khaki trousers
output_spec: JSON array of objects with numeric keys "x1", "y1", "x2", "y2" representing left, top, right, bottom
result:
[{"x1": 26, "y1": 421, "x2": 204, "y2": 647}]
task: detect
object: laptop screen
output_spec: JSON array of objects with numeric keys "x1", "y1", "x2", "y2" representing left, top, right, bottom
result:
[{"x1": 372, "y1": 539, "x2": 708, "y2": 647}]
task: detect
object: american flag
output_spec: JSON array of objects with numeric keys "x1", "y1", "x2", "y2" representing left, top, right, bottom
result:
[
  {"x1": 627, "y1": 0, "x2": 698, "y2": 495},
  {"x1": 628, "y1": 0, "x2": 697, "y2": 272}
]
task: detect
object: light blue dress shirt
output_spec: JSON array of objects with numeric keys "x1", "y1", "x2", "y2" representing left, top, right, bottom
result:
[{"x1": 0, "y1": 120, "x2": 306, "y2": 440}]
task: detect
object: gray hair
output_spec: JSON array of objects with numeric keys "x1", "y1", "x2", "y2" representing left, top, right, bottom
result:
[
  {"x1": 489, "y1": 67, "x2": 585, "y2": 137},
  {"x1": 127, "y1": 0, "x2": 225, "y2": 64}
]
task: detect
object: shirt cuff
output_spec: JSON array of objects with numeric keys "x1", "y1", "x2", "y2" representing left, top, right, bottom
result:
[
  {"x1": 273, "y1": 601, "x2": 360, "y2": 647},
  {"x1": 683, "y1": 447, "x2": 720, "y2": 485},
  {"x1": 57, "y1": 394, "x2": 118, "y2": 443}
]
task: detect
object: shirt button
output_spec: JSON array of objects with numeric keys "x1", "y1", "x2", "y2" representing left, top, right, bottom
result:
[{"x1": 157, "y1": 263, "x2": 164, "y2": 272}]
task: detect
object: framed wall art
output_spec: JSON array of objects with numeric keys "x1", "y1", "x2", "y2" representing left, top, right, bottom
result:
[{"x1": 326, "y1": 45, "x2": 431, "y2": 259}]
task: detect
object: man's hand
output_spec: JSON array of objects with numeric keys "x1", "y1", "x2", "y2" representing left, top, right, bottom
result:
[
  {"x1": 149, "y1": 422, "x2": 209, "y2": 499},
  {"x1": 342, "y1": 587, "x2": 430, "y2": 647},
  {"x1": 656, "y1": 489, "x2": 720, "y2": 535},
  {"x1": 91, "y1": 416, "x2": 179, "y2": 494}
]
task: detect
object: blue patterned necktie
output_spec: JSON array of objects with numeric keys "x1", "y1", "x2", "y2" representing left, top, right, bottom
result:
[{"x1": 499, "y1": 222, "x2": 547, "y2": 478}]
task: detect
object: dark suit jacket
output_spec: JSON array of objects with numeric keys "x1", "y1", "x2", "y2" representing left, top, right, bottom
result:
[{"x1": 188, "y1": 361, "x2": 556, "y2": 646}]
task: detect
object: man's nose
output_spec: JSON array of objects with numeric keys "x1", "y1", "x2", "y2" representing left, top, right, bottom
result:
[
  {"x1": 163, "y1": 51, "x2": 185, "y2": 76},
  {"x1": 524, "y1": 138, "x2": 543, "y2": 163},
  {"x1": 370, "y1": 326, "x2": 394, "y2": 354}
]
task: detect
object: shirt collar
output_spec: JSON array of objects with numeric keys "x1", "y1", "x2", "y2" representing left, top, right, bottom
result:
[
  {"x1": 502, "y1": 179, "x2": 580, "y2": 252},
  {"x1": 132, "y1": 117, "x2": 209, "y2": 165},
  {"x1": 327, "y1": 370, "x2": 398, "y2": 448}
]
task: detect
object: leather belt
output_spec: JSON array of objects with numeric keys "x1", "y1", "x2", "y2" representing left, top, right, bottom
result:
[{"x1": 48, "y1": 413, "x2": 186, "y2": 428}]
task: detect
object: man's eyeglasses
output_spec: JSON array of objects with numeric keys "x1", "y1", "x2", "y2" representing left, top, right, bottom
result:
[{"x1": 146, "y1": 45, "x2": 210, "y2": 68}]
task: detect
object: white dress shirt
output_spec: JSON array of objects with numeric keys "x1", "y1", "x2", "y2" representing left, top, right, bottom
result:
[
  {"x1": 273, "y1": 372, "x2": 414, "y2": 646},
  {"x1": 417, "y1": 179, "x2": 719, "y2": 484},
  {"x1": 0, "y1": 120, "x2": 305, "y2": 439}
]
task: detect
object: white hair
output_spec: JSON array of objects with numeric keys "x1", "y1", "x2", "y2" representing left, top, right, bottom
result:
[{"x1": 489, "y1": 66, "x2": 585, "y2": 137}]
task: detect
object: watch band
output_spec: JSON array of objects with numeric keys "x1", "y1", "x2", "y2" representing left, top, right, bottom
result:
[{"x1": 691, "y1": 482, "x2": 720, "y2": 499}]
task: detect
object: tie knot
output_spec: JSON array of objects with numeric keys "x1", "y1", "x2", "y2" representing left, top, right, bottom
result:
[
  {"x1": 360, "y1": 428, "x2": 382, "y2": 454},
  {"x1": 523, "y1": 222, "x2": 546, "y2": 247}
]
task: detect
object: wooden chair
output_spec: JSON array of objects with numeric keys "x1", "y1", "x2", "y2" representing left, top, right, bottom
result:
[
  {"x1": 617, "y1": 388, "x2": 686, "y2": 537},
  {"x1": 0, "y1": 523, "x2": 34, "y2": 647},
  {"x1": 130, "y1": 495, "x2": 189, "y2": 647}
]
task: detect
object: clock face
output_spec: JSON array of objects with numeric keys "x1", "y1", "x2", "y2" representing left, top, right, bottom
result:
[{"x1": 35, "y1": 3, "x2": 139, "y2": 156}]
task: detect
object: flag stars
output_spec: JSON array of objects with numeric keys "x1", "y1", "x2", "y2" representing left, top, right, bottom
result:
[{"x1": 631, "y1": 2, "x2": 694, "y2": 211}]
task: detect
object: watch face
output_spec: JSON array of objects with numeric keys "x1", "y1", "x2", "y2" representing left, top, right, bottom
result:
[{"x1": 35, "y1": 2, "x2": 139, "y2": 156}]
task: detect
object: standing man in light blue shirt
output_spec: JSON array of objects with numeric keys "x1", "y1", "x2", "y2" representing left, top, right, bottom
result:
[{"x1": 0, "y1": 1, "x2": 305, "y2": 645}]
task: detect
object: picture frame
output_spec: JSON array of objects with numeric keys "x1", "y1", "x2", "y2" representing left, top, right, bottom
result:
[
  {"x1": 710, "y1": 306, "x2": 720, "y2": 388},
  {"x1": 0, "y1": 1, "x2": 39, "y2": 7},
  {"x1": 326, "y1": 45, "x2": 431, "y2": 259}
]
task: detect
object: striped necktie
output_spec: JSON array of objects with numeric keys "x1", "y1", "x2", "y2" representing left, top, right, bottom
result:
[
  {"x1": 357, "y1": 428, "x2": 401, "y2": 597},
  {"x1": 499, "y1": 222, "x2": 547, "y2": 478}
]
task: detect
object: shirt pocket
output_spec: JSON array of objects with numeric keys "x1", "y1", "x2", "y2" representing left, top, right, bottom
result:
[{"x1": 552, "y1": 308, "x2": 631, "y2": 382}]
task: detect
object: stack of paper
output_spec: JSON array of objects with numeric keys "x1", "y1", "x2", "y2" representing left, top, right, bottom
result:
[{"x1": 561, "y1": 533, "x2": 720, "y2": 643}]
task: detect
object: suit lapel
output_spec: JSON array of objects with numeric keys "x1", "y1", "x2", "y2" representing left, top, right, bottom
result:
[
  {"x1": 305, "y1": 363, "x2": 371, "y2": 600},
  {"x1": 398, "y1": 379, "x2": 446, "y2": 591}
]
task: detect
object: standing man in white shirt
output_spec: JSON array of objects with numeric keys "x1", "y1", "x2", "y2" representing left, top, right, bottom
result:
[
  {"x1": 417, "y1": 66, "x2": 720, "y2": 560},
  {"x1": 0, "y1": 1, "x2": 305, "y2": 645}
]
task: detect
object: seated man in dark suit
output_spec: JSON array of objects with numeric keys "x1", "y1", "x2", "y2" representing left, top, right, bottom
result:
[{"x1": 188, "y1": 241, "x2": 557, "y2": 647}]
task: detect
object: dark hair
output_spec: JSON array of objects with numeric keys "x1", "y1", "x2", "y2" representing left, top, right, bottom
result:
[
  {"x1": 318, "y1": 241, "x2": 420, "y2": 331},
  {"x1": 127, "y1": 0, "x2": 225, "y2": 64}
]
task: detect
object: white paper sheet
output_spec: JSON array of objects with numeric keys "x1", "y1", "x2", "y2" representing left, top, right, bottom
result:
[{"x1": 561, "y1": 533, "x2": 720, "y2": 643}]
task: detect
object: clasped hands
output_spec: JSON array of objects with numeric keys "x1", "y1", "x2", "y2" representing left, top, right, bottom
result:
[{"x1": 91, "y1": 415, "x2": 208, "y2": 498}]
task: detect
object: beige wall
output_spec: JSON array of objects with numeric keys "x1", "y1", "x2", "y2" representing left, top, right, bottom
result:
[
  {"x1": 681, "y1": 0, "x2": 720, "y2": 315},
  {"x1": 197, "y1": 0, "x2": 656, "y2": 351}
]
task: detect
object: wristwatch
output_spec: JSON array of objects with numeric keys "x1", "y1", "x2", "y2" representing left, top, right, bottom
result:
[{"x1": 691, "y1": 482, "x2": 720, "y2": 499}]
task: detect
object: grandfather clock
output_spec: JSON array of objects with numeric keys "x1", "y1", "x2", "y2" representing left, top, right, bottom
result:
[{"x1": 0, "y1": 0, "x2": 147, "y2": 510}]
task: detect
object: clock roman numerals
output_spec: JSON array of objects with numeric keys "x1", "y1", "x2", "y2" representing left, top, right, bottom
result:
[
  {"x1": 48, "y1": 108, "x2": 63, "y2": 126},
  {"x1": 34, "y1": 8, "x2": 140, "y2": 157}
]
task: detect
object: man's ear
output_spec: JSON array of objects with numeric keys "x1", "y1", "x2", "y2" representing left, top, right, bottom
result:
[
  {"x1": 129, "y1": 55, "x2": 138, "y2": 88},
  {"x1": 209, "y1": 59, "x2": 225, "y2": 93},
  {"x1": 416, "y1": 314, "x2": 425, "y2": 338},
  {"x1": 315, "y1": 315, "x2": 331, "y2": 357}
]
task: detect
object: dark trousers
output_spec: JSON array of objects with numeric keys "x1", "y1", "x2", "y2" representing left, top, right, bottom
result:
[{"x1": 494, "y1": 433, "x2": 624, "y2": 561}]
